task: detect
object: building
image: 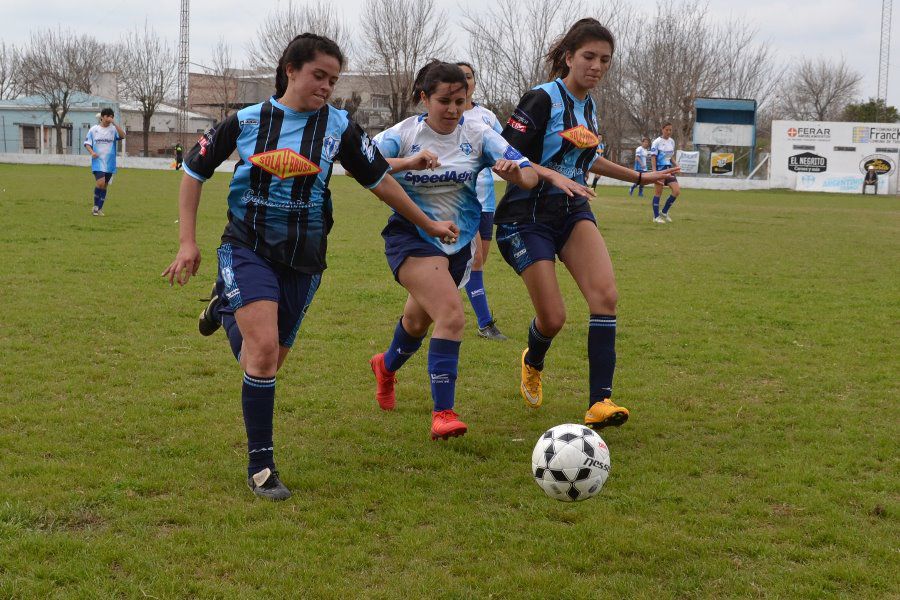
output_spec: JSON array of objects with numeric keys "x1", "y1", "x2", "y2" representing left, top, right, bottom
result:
[
  {"x1": 118, "y1": 101, "x2": 215, "y2": 157},
  {"x1": 0, "y1": 93, "x2": 118, "y2": 155}
]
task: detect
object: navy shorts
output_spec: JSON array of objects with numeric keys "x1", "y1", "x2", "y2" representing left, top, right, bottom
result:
[
  {"x1": 92, "y1": 171, "x2": 113, "y2": 184},
  {"x1": 479, "y1": 211, "x2": 495, "y2": 241},
  {"x1": 215, "y1": 243, "x2": 322, "y2": 348},
  {"x1": 656, "y1": 167, "x2": 677, "y2": 185},
  {"x1": 382, "y1": 214, "x2": 474, "y2": 287},
  {"x1": 495, "y1": 211, "x2": 596, "y2": 275}
]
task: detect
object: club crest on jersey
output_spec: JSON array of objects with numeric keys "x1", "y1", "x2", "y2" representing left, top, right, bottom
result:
[
  {"x1": 559, "y1": 125, "x2": 599, "y2": 149},
  {"x1": 248, "y1": 148, "x2": 321, "y2": 179},
  {"x1": 322, "y1": 136, "x2": 340, "y2": 162},
  {"x1": 459, "y1": 142, "x2": 472, "y2": 156},
  {"x1": 410, "y1": 144, "x2": 421, "y2": 154}
]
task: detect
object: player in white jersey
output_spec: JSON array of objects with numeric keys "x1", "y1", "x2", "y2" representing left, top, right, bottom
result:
[
  {"x1": 650, "y1": 123, "x2": 681, "y2": 223},
  {"x1": 456, "y1": 61, "x2": 507, "y2": 341},
  {"x1": 629, "y1": 137, "x2": 651, "y2": 196},
  {"x1": 368, "y1": 61, "x2": 537, "y2": 440},
  {"x1": 83, "y1": 107, "x2": 126, "y2": 216}
]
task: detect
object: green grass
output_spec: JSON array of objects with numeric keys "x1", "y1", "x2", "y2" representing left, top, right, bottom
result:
[{"x1": 0, "y1": 164, "x2": 897, "y2": 599}]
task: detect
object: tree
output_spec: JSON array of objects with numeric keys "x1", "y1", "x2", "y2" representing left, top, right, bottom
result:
[
  {"x1": 118, "y1": 22, "x2": 176, "y2": 156},
  {"x1": 777, "y1": 57, "x2": 862, "y2": 121},
  {"x1": 246, "y1": 0, "x2": 352, "y2": 72},
  {"x1": 332, "y1": 92, "x2": 362, "y2": 120},
  {"x1": 361, "y1": 0, "x2": 449, "y2": 123},
  {"x1": 210, "y1": 37, "x2": 238, "y2": 121},
  {"x1": 18, "y1": 28, "x2": 104, "y2": 154},
  {"x1": 841, "y1": 98, "x2": 900, "y2": 123},
  {"x1": 0, "y1": 41, "x2": 24, "y2": 100}
]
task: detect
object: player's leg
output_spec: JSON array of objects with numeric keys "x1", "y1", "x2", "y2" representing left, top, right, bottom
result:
[
  {"x1": 466, "y1": 212, "x2": 506, "y2": 340},
  {"x1": 371, "y1": 294, "x2": 430, "y2": 411},
  {"x1": 661, "y1": 179, "x2": 680, "y2": 222},
  {"x1": 652, "y1": 181, "x2": 664, "y2": 222},
  {"x1": 559, "y1": 219, "x2": 629, "y2": 430},
  {"x1": 91, "y1": 172, "x2": 105, "y2": 215},
  {"x1": 399, "y1": 255, "x2": 467, "y2": 439}
]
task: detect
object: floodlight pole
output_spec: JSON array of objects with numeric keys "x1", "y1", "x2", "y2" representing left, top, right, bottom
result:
[
  {"x1": 877, "y1": 0, "x2": 892, "y2": 121},
  {"x1": 177, "y1": 0, "x2": 190, "y2": 145}
]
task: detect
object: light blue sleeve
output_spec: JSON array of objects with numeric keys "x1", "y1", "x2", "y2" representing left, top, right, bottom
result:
[
  {"x1": 481, "y1": 128, "x2": 531, "y2": 170},
  {"x1": 84, "y1": 129, "x2": 94, "y2": 147},
  {"x1": 372, "y1": 128, "x2": 402, "y2": 159},
  {"x1": 490, "y1": 114, "x2": 503, "y2": 134}
]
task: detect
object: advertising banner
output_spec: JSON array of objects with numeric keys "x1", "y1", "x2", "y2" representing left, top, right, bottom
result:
[
  {"x1": 795, "y1": 172, "x2": 889, "y2": 194},
  {"x1": 676, "y1": 150, "x2": 699, "y2": 174},
  {"x1": 710, "y1": 152, "x2": 734, "y2": 176}
]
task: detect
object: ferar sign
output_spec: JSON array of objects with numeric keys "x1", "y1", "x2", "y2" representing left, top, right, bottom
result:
[{"x1": 710, "y1": 153, "x2": 734, "y2": 176}]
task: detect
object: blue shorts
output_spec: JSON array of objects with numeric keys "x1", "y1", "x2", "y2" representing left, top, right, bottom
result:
[
  {"x1": 656, "y1": 167, "x2": 677, "y2": 185},
  {"x1": 495, "y1": 211, "x2": 596, "y2": 275},
  {"x1": 92, "y1": 171, "x2": 113, "y2": 184},
  {"x1": 215, "y1": 243, "x2": 322, "y2": 348},
  {"x1": 479, "y1": 211, "x2": 495, "y2": 241},
  {"x1": 382, "y1": 214, "x2": 474, "y2": 287}
]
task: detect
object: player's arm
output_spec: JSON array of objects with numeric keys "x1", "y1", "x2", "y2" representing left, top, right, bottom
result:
[
  {"x1": 590, "y1": 156, "x2": 679, "y2": 184},
  {"x1": 83, "y1": 131, "x2": 98, "y2": 158},
  {"x1": 385, "y1": 151, "x2": 441, "y2": 172},
  {"x1": 112, "y1": 121, "x2": 126, "y2": 140},
  {"x1": 161, "y1": 175, "x2": 203, "y2": 286},
  {"x1": 482, "y1": 129, "x2": 537, "y2": 189},
  {"x1": 369, "y1": 177, "x2": 458, "y2": 242}
]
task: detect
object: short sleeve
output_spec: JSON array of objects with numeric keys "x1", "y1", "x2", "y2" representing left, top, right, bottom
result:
[
  {"x1": 83, "y1": 129, "x2": 94, "y2": 147},
  {"x1": 372, "y1": 127, "x2": 402, "y2": 159},
  {"x1": 501, "y1": 89, "x2": 551, "y2": 163},
  {"x1": 337, "y1": 119, "x2": 390, "y2": 189},
  {"x1": 481, "y1": 128, "x2": 531, "y2": 170},
  {"x1": 183, "y1": 113, "x2": 241, "y2": 182}
]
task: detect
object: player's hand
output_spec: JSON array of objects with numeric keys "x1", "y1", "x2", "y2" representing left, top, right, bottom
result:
[
  {"x1": 424, "y1": 220, "x2": 459, "y2": 245},
  {"x1": 407, "y1": 150, "x2": 441, "y2": 171},
  {"x1": 491, "y1": 159, "x2": 521, "y2": 177},
  {"x1": 91, "y1": 152, "x2": 99, "y2": 159},
  {"x1": 642, "y1": 167, "x2": 680, "y2": 183},
  {"x1": 551, "y1": 174, "x2": 595, "y2": 199},
  {"x1": 161, "y1": 242, "x2": 201, "y2": 286}
]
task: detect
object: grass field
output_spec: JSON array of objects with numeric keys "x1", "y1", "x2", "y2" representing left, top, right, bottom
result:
[{"x1": 0, "y1": 163, "x2": 897, "y2": 598}]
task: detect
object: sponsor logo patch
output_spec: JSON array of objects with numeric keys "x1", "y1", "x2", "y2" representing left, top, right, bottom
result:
[
  {"x1": 248, "y1": 148, "x2": 321, "y2": 179},
  {"x1": 503, "y1": 146, "x2": 524, "y2": 160},
  {"x1": 507, "y1": 118, "x2": 527, "y2": 133},
  {"x1": 559, "y1": 125, "x2": 599, "y2": 149},
  {"x1": 788, "y1": 152, "x2": 827, "y2": 173}
]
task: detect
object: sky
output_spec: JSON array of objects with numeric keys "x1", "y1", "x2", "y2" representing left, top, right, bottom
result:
[{"x1": 2, "y1": 0, "x2": 898, "y2": 107}]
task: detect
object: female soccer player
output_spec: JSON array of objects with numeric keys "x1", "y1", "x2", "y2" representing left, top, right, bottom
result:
[
  {"x1": 496, "y1": 18, "x2": 678, "y2": 430},
  {"x1": 629, "y1": 137, "x2": 651, "y2": 196},
  {"x1": 650, "y1": 123, "x2": 680, "y2": 222},
  {"x1": 83, "y1": 107, "x2": 126, "y2": 216},
  {"x1": 162, "y1": 34, "x2": 458, "y2": 500},
  {"x1": 368, "y1": 60, "x2": 537, "y2": 440},
  {"x1": 456, "y1": 61, "x2": 508, "y2": 340}
]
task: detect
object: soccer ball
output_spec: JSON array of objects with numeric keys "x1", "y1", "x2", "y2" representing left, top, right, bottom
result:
[{"x1": 531, "y1": 424, "x2": 611, "y2": 502}]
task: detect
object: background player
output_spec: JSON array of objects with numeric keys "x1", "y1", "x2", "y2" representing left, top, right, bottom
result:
[
  {"x1": 369, "y1": 60, "x2": 536, "y2": 440},
  {"x1": 497, "y1": 18, "x2": 678, "y2": 431},
  {"x1": 162, "y1": 34, "x2": 458, "y2": 501},
  {"x1": 83, "y1": 107, "x2": 125, "y2": 216},
  {"x1": 456, "y1": 61, "x2": 508, "y2": 341},
  {"x1": 629, "y1": 137, "x2": 651, "y2": 196},
  {"x1": 650, "y1": 123, "x2": 681, "y2": 222}
]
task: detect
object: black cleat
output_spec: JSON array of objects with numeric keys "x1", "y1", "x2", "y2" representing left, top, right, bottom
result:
[
  {"x1": 477, "y1": 320, "x2": 508, "y2": 341},
  {"x1": 247, "y1": 468, "x2": 292, "y2": 501},
  {"x1": 198, "y1": 284, "x2": 221, "y2": 336}
]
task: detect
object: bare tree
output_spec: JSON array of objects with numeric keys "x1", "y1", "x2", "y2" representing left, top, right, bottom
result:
[
  {"x1": 0, "y1": 41, "x2": 24, "y2": 100},
  {"x1": 714, "y1": 25, "x2": 784, "y2": 110},
  {"x1": 332, "y1": 92, "x2": 362, "y2": 120},
  {"x1": 463, "y1": 0, "x2": 565, "y2": 117},
  {"x1": 776, "y1": 57, "x2": 862, "y2": 121},
  {"x1": 118, "y1": 22, "x2": 176, "y2": 156},
  {"x1": 362, "y1": 0, "x2": 450, "y2": 123},
  {"x1": 246, "y1": 0, "x2": 352, "y2": 72},
  {"x1": 18, "y1": 28, "x2": 104, "y2": 154},
  {"x1": 210, "y1": 37, "x2": 238, "y2": 121}
]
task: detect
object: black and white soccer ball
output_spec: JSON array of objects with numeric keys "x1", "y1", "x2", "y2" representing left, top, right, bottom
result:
[{"x1": 531, "y1": 423, "x2": 611, "y2": 502}]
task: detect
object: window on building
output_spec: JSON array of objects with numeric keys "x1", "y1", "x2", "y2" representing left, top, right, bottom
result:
[
  {"x1": 21, "y1": 126, "x2": 37, "y2": 151},
  {"x1": 371, "y1": 94, "x2": 390, "y2": 109}
]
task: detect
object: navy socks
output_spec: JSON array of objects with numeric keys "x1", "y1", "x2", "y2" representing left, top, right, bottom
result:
[
  {"x1": 242, "y1": 373, "x2": 276, "y2": 476},
  {"x1": 588, "y1": 315, "x2": 616, "y2": 406},
  {"x1": 525, "y1": 319, "x2": 553, "y2": 370},
  {"x1": 465, "y1": 270, "x2": 493, "y2": 329},
  {"x1": 383, "y1": 318, "x2": 425, "y2": 372},
  {"x1": 427, "y1": 338, "x2": 460, "y2": 412}
]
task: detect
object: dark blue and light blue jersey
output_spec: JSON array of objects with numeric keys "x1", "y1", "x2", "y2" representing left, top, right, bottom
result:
[
  {"x1": 373, "y1": 114, "x2": 529, "y2": 255},
  {"x1": 496, "y1": 78, "x2": 600, "y2": 223},
  {"x1": 84, "y1": 124, "x2": 121, "y2": 173},
  {"x1": 184, "y1": 97, "x2": 390, "y2": 273}
]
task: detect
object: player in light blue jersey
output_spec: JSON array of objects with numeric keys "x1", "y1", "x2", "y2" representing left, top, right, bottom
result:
[
  {"x1": 456, "y1": 61, "x2": 508, "y2": 341},
  {"x1": 629, "y1": 137, "x2": 651, "y2": 196},
  {"x1": 83, "y1": 107, "x2": 125, "y2": 216},
  {"x1": 368, "y1": 60, "x2": 537, "y2": 440},
  {"x1": 650, "y1": 123, "x2": 681, "y2": 222},
  {"x1": 163, "y1": 35, "x2": 458, "y2": 500}
]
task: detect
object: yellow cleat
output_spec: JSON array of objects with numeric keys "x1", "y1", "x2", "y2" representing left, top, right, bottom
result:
[
  {"x1": 584, "y1": 399, "x2": 629, "y2": 430},
  {"x1": 520, "y1": 348, "x2": 543, "y2": 408}
]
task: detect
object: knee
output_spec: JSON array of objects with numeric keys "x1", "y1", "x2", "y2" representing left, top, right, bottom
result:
[
  {"x1": 537, "y1": 310, "x2": 566, "y2": 337},
  {"x1": 437, "y1": 305, "x2": 466, "y2": 337},
  {"x1": 594, "y1": 285, "x2": 618, "y2": 314},
  {"x1": 402, "y1": 313, "x2": 431, "y2": 337},
  {"x1": 96, "y1": 181, "x2": 107, "y2": 190},
  {"x1": 242, "y1": 339, "x2": 279, "y2": 377}
]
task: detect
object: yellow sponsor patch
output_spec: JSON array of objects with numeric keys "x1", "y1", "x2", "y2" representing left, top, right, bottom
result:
[
  {"x1": 248, "y1": 148, "x2": 321, "y2": 179},
  {"x1": 558, "y1": 125, "x2": 599, "y2": 149}
]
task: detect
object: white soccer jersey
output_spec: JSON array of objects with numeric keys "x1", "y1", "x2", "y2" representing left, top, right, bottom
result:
[
  {"x1": 84, "y1": 124, "x2": 121, "y2": 173},
  {"x1": 651, "y1": 136, "x2": 675, "y2": 168},
  {"x1": 634, "y1": 146, "x2": 651, "y2": 171},
  {"x1": 374, "y1": 114, "x2": 530, "y2": 254},
  {"x1": 463, "y1": 103, "x2": 503, "y2": 212}
]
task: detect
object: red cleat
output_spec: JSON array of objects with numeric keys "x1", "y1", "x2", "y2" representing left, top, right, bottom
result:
[
  {"x1": 369, "y1": 353, "x2": 397, "y2": 410},
  {"x1": 430, "y1": 409, "x2": 468, "y2": 440}
]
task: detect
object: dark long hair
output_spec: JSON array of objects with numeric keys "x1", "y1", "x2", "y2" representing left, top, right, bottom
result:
[
  {"x1": 545, "y1": 18, "x2": 615, "y2": 80},
  {"x1": 410, "y1": 60, "x2": 468, "y2": 104},
  {"x1": 274, "y1": 33, "x2": 345, "y2": 97}
]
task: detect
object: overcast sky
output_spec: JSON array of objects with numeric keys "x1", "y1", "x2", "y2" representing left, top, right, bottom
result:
[{"x1": 3, "y1": 0, "x2": 898, "y2": 107}]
